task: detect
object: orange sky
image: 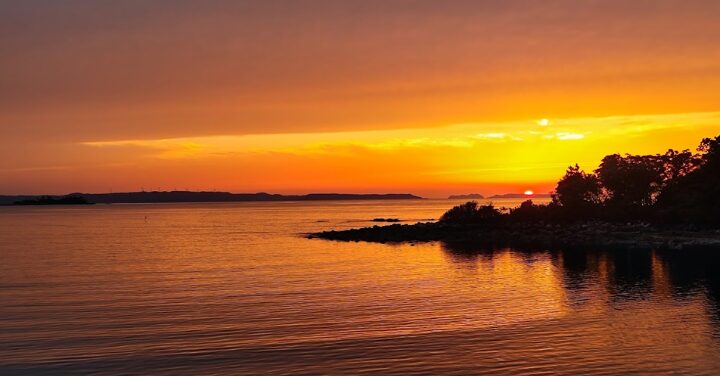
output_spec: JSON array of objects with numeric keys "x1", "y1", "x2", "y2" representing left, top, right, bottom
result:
[{"x1": 2, "y1": 1, "x2": 720, "y2": 197}]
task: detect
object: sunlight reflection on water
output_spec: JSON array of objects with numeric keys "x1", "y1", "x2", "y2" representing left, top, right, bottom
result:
[{"x1": 1, "y1": 199, "x2": 720, "y2": 375}]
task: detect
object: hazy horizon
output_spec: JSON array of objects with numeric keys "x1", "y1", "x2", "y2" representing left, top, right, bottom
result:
[{"x1": 0, "y1": 188, "x2": 552, "y2": 200}]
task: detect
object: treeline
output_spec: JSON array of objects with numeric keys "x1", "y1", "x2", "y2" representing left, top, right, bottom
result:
[
  {"x1": 441, "y1": 134, "x2": 720, "y2": 226},
  {"x1": 13, "y1": 194, "x2": 92, "y2": 205}
]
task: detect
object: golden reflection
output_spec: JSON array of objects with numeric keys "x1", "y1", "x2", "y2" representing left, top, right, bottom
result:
[
  {"x1": 651, "y1": 251, "x2": 672, "y2": 297},
  {"x1": 440, "y1": 245, "x2": 720, "y2": 350},
  {"x1": 5, "y1": 202, "x2": 720, "y2": 373},
  {"x1": 441, "y1": 249, "x2": 570, "y2": 326}
]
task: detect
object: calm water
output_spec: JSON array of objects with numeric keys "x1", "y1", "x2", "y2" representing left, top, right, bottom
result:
[{"x1": 2, "y1": 199, "x2": 720, "y2": 375}]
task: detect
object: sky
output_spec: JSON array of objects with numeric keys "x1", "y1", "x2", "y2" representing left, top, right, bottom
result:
[{"x1": 2, "y1": 0, "x2": 720, "y2": 197}]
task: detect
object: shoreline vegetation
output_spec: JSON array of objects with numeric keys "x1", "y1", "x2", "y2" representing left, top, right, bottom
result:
[{"x1": 310, "y1": 134, "x2": 720, "y2": 250}]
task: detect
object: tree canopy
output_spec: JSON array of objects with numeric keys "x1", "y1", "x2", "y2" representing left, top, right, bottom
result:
[{"x1": 441, "y1": 134, "x2": 720, "y2": 226}]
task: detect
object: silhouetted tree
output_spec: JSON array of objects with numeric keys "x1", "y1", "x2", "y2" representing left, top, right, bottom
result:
[
  {"x1": 659, "y1": 149, "x2": 699, "y2": 187},
  {"x1": 595, "y1": 154, "x2": 667, "y2": 211},
  {"x1": 552, "y1": 164, "x2": 602, "y2": 219},
  {"x1": 655, "y1": 136, "x2": 720, "y2": 224},
  {"x1": 439, "y1": 201, "x2": 502, "y2": 225}
]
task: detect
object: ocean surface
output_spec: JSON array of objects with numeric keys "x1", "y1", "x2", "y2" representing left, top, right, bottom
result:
[{"x1": 2, "y1": 199, "x2": 720, "y2": 375}]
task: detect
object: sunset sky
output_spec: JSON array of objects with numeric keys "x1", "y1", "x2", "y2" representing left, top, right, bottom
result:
[{"x1": 2, "y1": 0, "x2": 720, "y2": 197}]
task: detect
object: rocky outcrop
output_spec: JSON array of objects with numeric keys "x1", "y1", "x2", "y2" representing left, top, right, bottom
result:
[{"x1": 308, "y1": 221, "x2": 720, "y2": 251}]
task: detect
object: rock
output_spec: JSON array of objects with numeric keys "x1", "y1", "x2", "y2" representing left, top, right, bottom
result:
[{"x1": 308, "y1": 220, "x2": 720, "y2": 251}]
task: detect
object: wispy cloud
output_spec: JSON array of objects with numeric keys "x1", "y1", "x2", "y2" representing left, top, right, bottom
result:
[
  {"x1": 555, "y1": 132, "x2": 585, "y2": 140},
  {"x1": 82, "y1": 111, "x2": 720, "y2": 160}
]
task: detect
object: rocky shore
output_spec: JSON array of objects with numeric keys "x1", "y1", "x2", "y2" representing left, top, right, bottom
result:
[{"x1": 308, "y1": 221, "x2": 720, "y2": 251}]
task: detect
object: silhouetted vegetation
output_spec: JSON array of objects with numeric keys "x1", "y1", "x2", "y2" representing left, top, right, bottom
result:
[
  {"x1": 439, "y1": 201, "x2": 501, "y2": 225},
  {"x1": 13, "y1": 194, "x2": 92, "y2": 205},
  {"x1": 552, "y1": 164, "x2": 602, "y2": 219},
  {"x1": 455, "y1": 133, "x2": 720, "y2": 225},
  {"x1": 654, "y1": 137, "x2": 720, "y2": 224},
  {"x1": 545, "y1": 134, "x2": 719, "y2": 225},
  {"x1": 310, "y1": 134, "x2": 720, "y2": 249}
]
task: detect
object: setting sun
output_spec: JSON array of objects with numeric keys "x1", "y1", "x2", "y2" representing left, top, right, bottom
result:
[{"x1": 524, "y1": 190, "x2": 535, "y2": 196}]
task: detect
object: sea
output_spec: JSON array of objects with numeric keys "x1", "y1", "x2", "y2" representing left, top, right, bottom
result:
[{"x1": 2, "y1": 199, "x2": 720, "y2": 375}]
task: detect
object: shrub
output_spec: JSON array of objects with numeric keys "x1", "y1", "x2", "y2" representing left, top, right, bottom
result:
[{"x1": 439, "y1": 201, "x2": 501, "y2": 225}]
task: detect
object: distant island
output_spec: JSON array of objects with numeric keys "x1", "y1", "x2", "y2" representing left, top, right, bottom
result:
[
  {"x1": 0, "y1": 191, "x2": 422, "y2": 206},
  {"x1": 448, "y1": 193, "x2": 553, "y2": 200},
  {"x1": 488, "y1": 193, "x2": 552, "y2": 199},
  {"x1": 310, "y1": 134, "x2": 720, "y2": 250},
  {"x1": 12, "y1": 195, "x2": 93, "y2": 206},
  {"x1": 448, "y1": 194, "x2": 484, "y2": 199}
]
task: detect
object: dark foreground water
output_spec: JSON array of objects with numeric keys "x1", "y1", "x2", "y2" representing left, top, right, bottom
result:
[{"x1": 2, "y1": 200, "x2": 720, "y2": 375}]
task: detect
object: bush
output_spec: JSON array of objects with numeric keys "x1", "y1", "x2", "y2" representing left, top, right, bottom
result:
[
  {"x1": 439, "y1": 201, "x2": 502, "y2": 225},
  {"x1": 508, "y1": 200, "x2": 546, "y2": 222}
]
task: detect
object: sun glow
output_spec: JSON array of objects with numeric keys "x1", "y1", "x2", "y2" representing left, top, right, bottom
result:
[
  {"x1": 71, "y1": 111, "x2": 720, "y2": 197},
  {"x1": 524, "y1": 190, "x2": 534, "y2": 196}
]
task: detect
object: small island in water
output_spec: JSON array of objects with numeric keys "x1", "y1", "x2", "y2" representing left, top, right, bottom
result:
[
  {"x1": 448, "y1": 193, "x2": 484, "y2": 199},
  {"x1": 310, "y1": 134, "x2": 720, "y2": 250},
  {"x1": 488, "y1": 193, "x2": 552, "y2": 199}
]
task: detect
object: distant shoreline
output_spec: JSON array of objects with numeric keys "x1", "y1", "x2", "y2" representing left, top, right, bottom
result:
[
  {"x1": 0, "y1": 191, "x2": 423, "y2": 206},
  {"x1": 487, "y1": 193, "x2": 552, "y2": 199}
]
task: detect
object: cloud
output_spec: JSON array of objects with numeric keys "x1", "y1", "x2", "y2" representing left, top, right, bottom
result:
[
  {"x1": 4, "y1": 111, "x2": 720, "y2": 195},
  {"x1": 555, "y1": 132, "x2": 585, "y2": 140},
  {"x1": 79, "y1": 111, "x2": 719, "y2": 162},
  {"x1": 3, "y1": 1, "x2": 720, "y2": 144},
  {"x1": 474, "y1": 132, "x2": 507, "y2": 140}
]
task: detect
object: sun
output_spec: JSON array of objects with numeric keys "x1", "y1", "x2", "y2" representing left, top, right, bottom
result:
[
  {"x1": 524, "y1": 190, "x2": 534, "y2": 196},
  {"x1": 537, "y1": 118, "x2": 550, "y2": 126}
]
